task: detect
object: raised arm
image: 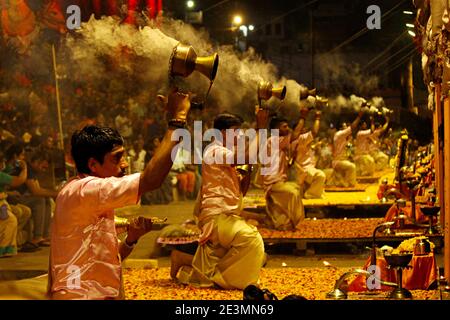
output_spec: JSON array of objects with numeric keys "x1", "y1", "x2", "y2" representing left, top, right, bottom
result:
[
  {"x1": 380, "y1": 116, "x2": 390, "y2": 135},
  {"x1": 350, "y1": 109, "x2": 364, "y2": 132},
  {"x1": 139, "y1": 91, "x2": 191, "y2": 195},
  {"x1": 233, "y1": 105, "x2": 270, "y2": 165},
  {"x1": 292, "y1": 108, "x2": 310, "y2": 142},
  {"x1": 311, "y1": 110, "x2": 321, "y2": 138}
]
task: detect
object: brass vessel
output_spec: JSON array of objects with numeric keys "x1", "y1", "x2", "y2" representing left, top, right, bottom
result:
[
  {"x1": 170, "y1": 44, "x2": 219, "y2": 81},
  {"x1": 257, "y1": 81, "x2": 286, "y2": 101}
]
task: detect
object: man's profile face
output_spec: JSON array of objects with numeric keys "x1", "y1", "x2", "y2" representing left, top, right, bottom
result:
[{"x1": 89, "y1": 145, "x2": 129, "y2": 178}]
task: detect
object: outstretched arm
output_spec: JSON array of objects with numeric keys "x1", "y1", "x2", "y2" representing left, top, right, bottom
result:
[
  {"x1": 380, "y1": 116, "x2": 390, "y2": 135},
  {"x1": 292, "y1": 108, "x2": 310, "y2": 142},
  {"x1": 139, "y1": 91, "x2": 191, "y2": 195},
  {"x1": 311, "y1": 110, "x2": 321, "y2": 138},
  {"x1": 350, "y1": 109, "x2": 364, "y2": 132},
  {"x1": 370, "y1": 116, "x2": 375, "y2": 133},
  {"x1": 233, "y1": 105, "x2": 270, "y2": 165}
]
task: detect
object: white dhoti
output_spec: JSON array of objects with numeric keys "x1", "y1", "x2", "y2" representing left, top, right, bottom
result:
[
  {"x1": 371, "y1": 150, "x2": 389, "y2": 171},
  {"x1": 354, "y1": 154, "x2": 375, "y2": 177},
  {"x1": 265, "y1": 181, "x2": 304, "y2": 230},
  {"x1": 331, "y1": 160, "x2": 357, "y2": 187},
  {"x1": 0, "y1": 275, "x2": 48, "y2": 300},
  {"x1": 178, "y1": 214, "x2": 265, "y2": 290},
  {"x1": 294, "y1": 163, "x2": 325, "y2": 199}
]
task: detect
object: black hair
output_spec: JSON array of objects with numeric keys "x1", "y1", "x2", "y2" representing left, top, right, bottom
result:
[
  {"x1": 243, "y1": 285, "x2": 278, "y2": 301},
  {"x1": 269, "y1": 115, "x2": 288, "y2": 130},
  {"x1": 71, "y1": 125, "x2": 124, "y2": 174},
  {"x1": 4, "y1": 143, "x2": 24, "y2": 162},
  {"x1": 243, "y1": 285, "x2": 265, "y2": 301},
  {"x1": 213, "y1": 113, "x2": 243, "y2": 131}
]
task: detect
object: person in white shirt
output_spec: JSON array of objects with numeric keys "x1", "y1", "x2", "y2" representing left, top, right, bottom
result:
[
  {"x1": 128, "y1": 136, "x2": 147, "y2": 173},
  {"x1": 292, "y1": 108, "x2": 326, "y2": 199},
  {"x1": 354, "y1": 120, "x2": 376, "y2": 177},
  {"x1": 114, "y1": 108, "x2": 133, "y2": 139},
  {"x1": 369, "y1": 116, "x2": 390, "y2": 171},
  {"x1": 171, "y1": 110, "x2": 269, "y2": 290},
  {"x1": 171, "y1": 139, "x2": 196, "y2": 200},
  {"x1": 262, "y1": 115, "x2": 305, "y2": 230},
  {"x1": 331, "y1": 109, "x2": 364, "y2": 187}
]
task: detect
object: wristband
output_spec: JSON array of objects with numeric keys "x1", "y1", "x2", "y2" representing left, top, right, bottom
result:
[
  {"x1": 168, "y1": 119, "x2": 187, "y2": 129},
  {"x1": 124, "y1": 237, "x2": 137, "y2": 248}
]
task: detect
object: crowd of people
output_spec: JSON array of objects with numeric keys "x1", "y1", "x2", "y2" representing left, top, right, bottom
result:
[
  {"x1": 1, "y1": 73, "x2": 421, "y2": 260},
  {"x1": 0, "y1": 75, "x2": 214, "y2": 258},
  {"x1": 1, "y1": 66, "x2": 429, "y2": 302}
]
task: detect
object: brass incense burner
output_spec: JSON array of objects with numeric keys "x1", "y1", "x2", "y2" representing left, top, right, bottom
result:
[
  {"x1": 257, "y1": 81, "x2": 286, "y2": 102},
  {"x1": 383, "y1": 252, "x2": 413, "y2": 299},
  {"x1": 168, "y1": 44, "x2": 220, "y2": 111},
  {"x1": 170, "y1": 44, "x2": 219, "y2": 81}
]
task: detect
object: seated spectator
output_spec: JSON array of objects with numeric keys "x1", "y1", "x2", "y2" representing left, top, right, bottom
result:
[
  {"x1": 128, "y1": 135, "x2": 146, "y2": 173},
  {"x1": 171, "y1": 142, "x2": 196, "y2": 201},
  {"x1": 140, "y1": 137, "x2": 173, "y2": 205},
  {"x1": 4, "y1": 144, "x2": 58, "y2": 247},
  {"x1": 0, "y1": 151, "x2": 27, "y2": 258},
  {"x1": 8, "y1": 202, "x2": 37, "y2": 252},
  {"x1": 36, "y1": 135, "x2": 66, "y2": 187}
]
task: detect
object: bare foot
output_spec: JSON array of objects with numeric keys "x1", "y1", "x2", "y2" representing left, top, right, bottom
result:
[{"x1": 170, "y1": 250, "x2": 183, "y2": 280}]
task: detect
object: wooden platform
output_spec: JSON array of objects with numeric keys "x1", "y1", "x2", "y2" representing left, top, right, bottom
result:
[
  {"x1": 262, "y1": 233, "x2": 444, "y2": 251},
  {"x1": 324, "y1": 185, "x2": 368, "y2": 192},
  {"x1": 244, "y1": 189, "x2": 393, "y2": 210},
  {"x1": 244, "y1": 170, "x2": 395, "y2": 210},
  {"x1": 357, "y1": 176, "x2": 382, "y2": 184},
  {"x1": 259, "y1": 217, "x2": 444, "y2": 253}
]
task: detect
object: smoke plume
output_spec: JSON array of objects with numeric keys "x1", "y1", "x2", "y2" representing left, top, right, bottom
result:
[{"x1": 59, "y1": 16, "x2": 310, "y2": 120}]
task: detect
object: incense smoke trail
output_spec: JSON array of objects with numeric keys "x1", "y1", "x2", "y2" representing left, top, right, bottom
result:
[{"x1": 60, "y1": 16, "x2": 309, "y2": 120}]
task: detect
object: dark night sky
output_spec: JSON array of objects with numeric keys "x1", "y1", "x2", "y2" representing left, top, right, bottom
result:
[
  {"x1": 167, "y1": 0, "x2": 415, "y2": 49},
  {"x1": 55, "y1": 0, "x2": 416, "y2": 55}
]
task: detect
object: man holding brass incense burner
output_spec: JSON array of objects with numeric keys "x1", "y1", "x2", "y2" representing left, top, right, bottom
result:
[{"x1": 48, "y1": 90, "x2": 191, "y2": 300}]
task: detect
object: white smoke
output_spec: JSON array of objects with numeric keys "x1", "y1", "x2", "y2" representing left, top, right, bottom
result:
[
  {"x1": 60, "y1": 16, "x2": 312, "y2": 119},
  {"x1": 317, "y1": 53, "x2": 379, "y2": 95},
  {"x1": 327, "y1": 94, "x2": 389, "y2": 114}
]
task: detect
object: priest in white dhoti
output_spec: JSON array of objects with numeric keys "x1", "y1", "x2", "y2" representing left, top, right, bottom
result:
[
  {"x1": 330, "y1": 110, "x2": 364, "y2": 187},
  {"x1": 354, "y1": 121, "x2": 376, "y2": 177},
  {"x1": 292, "y1": 108, "x2": 326, "y2": 199},
  {"x1": 369, "y1": 116, "x2": 390, "y2": 171},
  {"x1": 171, "y1": 110, "x2": 269, "y2": 290},
  {"x1": 262, "y1": 114, "x2": 305, "y2": 230}
]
